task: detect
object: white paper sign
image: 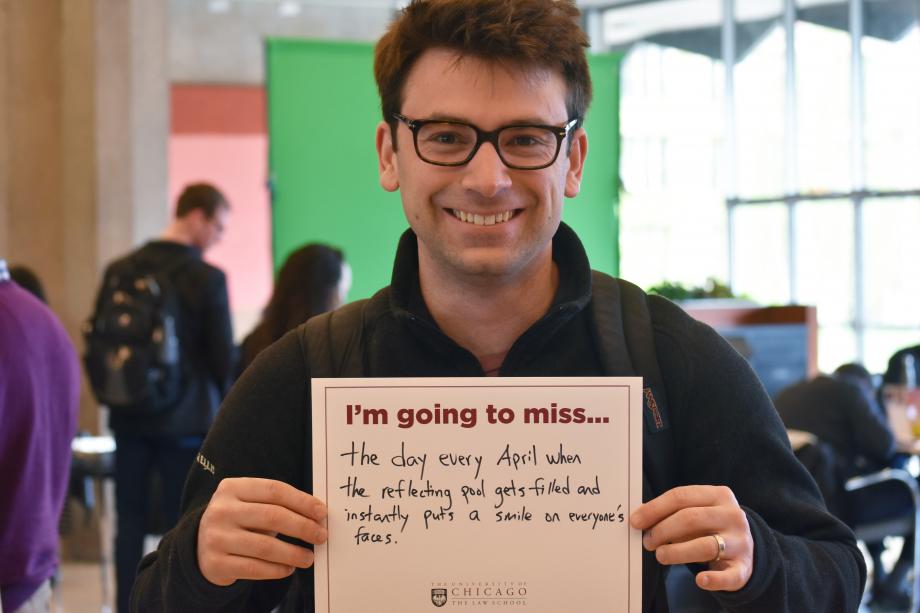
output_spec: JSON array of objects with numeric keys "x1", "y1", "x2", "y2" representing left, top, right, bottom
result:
[{"x1": 312, "y1": 377, "x2": 643, "y2": 613}]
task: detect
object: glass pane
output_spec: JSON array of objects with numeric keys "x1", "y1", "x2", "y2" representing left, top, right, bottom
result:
[
  {"x1": 619, "y1": 191, "x2": 729, "y2": 291},
  {"x1": 864, "y1": 15, "x2": 920, "y2": 191},
  {"x1": 817, "y1": 324, "x2": 859, "y2": 375},
  {"x1": 619, "y1": 41, "x2": 728, "y2": 291},
  {"x1": 795, "y1": 19, "x2": 851, "y2": 193},
  {"x1": 863, "y1": 198, "x2": 920, "y2": 327},
  {"x1": 620, "y1": 44, "x2": 724, "y2": 194},
  {"x1": 661, "y1": 45, "x2": 721, "y2": 102},
  {"x1": 735, "y1": 1, "x2": 785, "y2": 199},
  {"x1": 732, "y1": 204, "x2": 790, "y2": 304},
  {"x1": 664, "y1": 139, "x2": 718, "y2": 189},
  {"x1": 864, "y1": 327, "x2": 920, "y2": 377},
  {"x1": 621, "y1": 136, "x2": 650, "y2": 193},
  {"x1": 793, "y1": 200, "x2": 854, "y2": 325}
]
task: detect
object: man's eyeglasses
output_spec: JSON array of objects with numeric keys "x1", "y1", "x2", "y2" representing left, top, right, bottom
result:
[{"x1": 392, "y1": 113, "x2": 579, "y2": 171}]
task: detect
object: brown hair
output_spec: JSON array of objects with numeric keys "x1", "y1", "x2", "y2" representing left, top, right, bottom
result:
[
  {"x1": 239, "y1": 244, "x2": 346, "y2": 372},
  {"x1": 175, "y1": 183, "x2": 229, "y2": 219},
  {"x1": 374, "y1": 0, "x2": 592, "y2": 142},
  {"x1": 263, "y1": 243, "x2": 346, "y2": 342}
]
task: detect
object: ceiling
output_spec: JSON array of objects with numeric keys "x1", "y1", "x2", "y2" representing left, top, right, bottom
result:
[
  {"x1": 170, "y1": 0, "x2": 919, "y2": 83},
  {"x1": 171, "y1": 0, "x2": 399, "y2": 82}
]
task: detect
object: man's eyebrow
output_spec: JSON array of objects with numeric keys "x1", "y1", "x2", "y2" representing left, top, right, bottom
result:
[
  {"x1": 506, "y1": 117, "x2": 558, "y2": 125},
  {"x1": 424, "y1": 113, "x2": 470, "y2": 123},
  {"x1": 422, "y1": 114, "x2": 558, "y2": 126}
]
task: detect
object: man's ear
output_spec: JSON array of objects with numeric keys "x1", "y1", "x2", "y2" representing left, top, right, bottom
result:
[
  {"x1": 376, "y1": 121, "x2": 399, "y2": 192},
  {"x1": 564, "y1": 128, "x2": 588, "y2": 198}
]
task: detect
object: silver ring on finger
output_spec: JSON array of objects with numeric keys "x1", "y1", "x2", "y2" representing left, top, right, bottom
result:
[{"x1": 710, "y1": 533, "x2": 726, "y2": 562}]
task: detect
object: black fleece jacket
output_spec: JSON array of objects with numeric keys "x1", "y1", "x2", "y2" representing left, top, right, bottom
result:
[
  {"x1": 132, "y1": 225, "x2": 865, "y2": 612},
  {"x1": 775, "y1": 375, "x2": 895, "y2": 479}
]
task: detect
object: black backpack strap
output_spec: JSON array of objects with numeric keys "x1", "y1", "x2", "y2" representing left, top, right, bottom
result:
[
  {"x1": 591, "y1": 271, "x2": 678, "y2": 611},
  {"x1": 589, "y1": 270, "x2": 635, "y2": 375},
  {"x1": 591, "y1": 270, "x2": 676, "y2": 488},
  {"x1": 286, "y1": 300, "x2": 370, "y2": 613},
  {"x1": 300, "y1": 299, "x2": 369, "y2": 378}
]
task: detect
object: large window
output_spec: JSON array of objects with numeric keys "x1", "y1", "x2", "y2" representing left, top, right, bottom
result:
[
  {"x1": 614, "y1": 0, "x2": 920, "y2": 374},
  {"x1": 619, "y1": 42, "x2": 727, "y2": 292},
  {"x1": 796, "y1": 20, "x2": 852, "y2": 195}
]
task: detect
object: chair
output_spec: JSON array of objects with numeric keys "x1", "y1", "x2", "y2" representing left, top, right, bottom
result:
[
  {"x1": 788, "y1": 429, "x2": 920, "y2": 613},
  {"x1": 69, "y1": 434, "x2": 116, "y2": 612},
  {"x1": 787, "y1": 430, "x2": 847, "y2": 519},
  {"x1": 845, "y1": 468, "x2": 920, "y2": 613}
]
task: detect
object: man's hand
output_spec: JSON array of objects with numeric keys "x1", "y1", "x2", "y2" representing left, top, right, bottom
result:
[
  {"x1": 196, "y1": 478, "x2": 328, "y2": 587},
  {"x1": 629, "y1": 485, "x2": 754, "y2": 592}
]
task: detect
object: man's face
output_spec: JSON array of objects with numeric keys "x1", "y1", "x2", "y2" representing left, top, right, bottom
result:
[
  {"x1": 193, "y1": 205, "x2": 228, "y2": 252},
  {"x1": 376, "y1": 49, "x2": 587, "y2": 283}
]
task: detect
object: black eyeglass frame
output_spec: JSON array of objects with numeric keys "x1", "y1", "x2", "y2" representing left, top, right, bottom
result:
[{"x1": 392, "y1": 113, "x2": 579, "y2": 170}]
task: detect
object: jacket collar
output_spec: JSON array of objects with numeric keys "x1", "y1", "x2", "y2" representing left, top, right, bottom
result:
[
  {"x1": 388, "y1": 221, "x2": 593, "y2": 325},
  {"x1": 144, "y1": 240, "x2": 203, "y2": 259}
]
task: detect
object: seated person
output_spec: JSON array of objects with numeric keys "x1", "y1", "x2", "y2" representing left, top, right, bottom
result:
[
  {"x1": 776, "y1": 363, "x2": 912, "y2": 609},
  {"x1": 883, "y1": 344, "x2": 920, "y2": 392},
  {"x1": 882, "y1": 343, "x2": 920, "y2": 442}
]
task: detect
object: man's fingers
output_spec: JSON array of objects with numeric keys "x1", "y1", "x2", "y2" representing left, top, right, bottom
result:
[
  {"x1": 652, "y1": 534, "x2": 728, "y2": 566},
  {"x1": 237, "y1": 502, "x2": 328, "y2": 545},
  {"x1": 198, "y1": 478, "x2": 329, "y2": 586},
  {"x1": 219, "y1": 530, "x2": 317, "y2": 569},
  {"x1": 218, "y1": 477, "x2": 327, "y2": 521},
  {"x1": 641, "y1": 505, "x2": 736, "y2": 550},
  {"x1": 696, "y1": 563, "x2": 751, "y2": 593},
  {"x1": 198, "y1": 520, "x2": 317, "y2": 569},
  {"x1": 217, "y1": 554, "x2": 299, "y2": 582},
  {"x1": 630, "y1": 485, "x2": 735, "y2": 530}
]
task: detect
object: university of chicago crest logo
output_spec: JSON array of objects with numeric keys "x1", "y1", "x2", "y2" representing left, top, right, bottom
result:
[{"x1": 431, "y1": 588, "x2": 448, "y2": 607}]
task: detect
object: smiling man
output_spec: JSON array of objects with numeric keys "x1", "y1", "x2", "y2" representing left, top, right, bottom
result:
[
  {"x1": 131, "y1": 2, "x2": 864, "y2": 612},
  {"x1": 376, "y1": 47, "x2": 586, "y2": 377}
]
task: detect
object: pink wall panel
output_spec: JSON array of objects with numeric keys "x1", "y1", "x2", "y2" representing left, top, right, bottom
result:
[{"x1": 168, "y1": 134, "x2": 272, "y2": 340}]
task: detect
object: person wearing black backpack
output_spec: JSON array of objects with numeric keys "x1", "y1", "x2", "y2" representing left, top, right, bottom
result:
[
  {"x1": 86, "y1": 183, "x2": 236, "y2": 612},
  {"x1": 132, "y1": 3, "x2": 864, "y2": 612}
]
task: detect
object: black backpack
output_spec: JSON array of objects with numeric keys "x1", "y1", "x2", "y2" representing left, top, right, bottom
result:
[{"x1": 83, "y1": 255, "x2": 188, "y2": 415}]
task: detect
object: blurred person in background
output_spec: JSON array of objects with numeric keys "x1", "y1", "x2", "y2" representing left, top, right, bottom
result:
[
  {"x1": 776, "y1": 363, "x2": 913, "y2": 610},
  {"x1": 883, "y1": 344, "x2": 920, "y2": 392},
  {"x1": 85, "y1": 183, "x2": 236, "y2": 612},
  {"x1": 8, "y1": 265, "x2": 46, "y2": 304},
  {"x1": 237, "y1": 243, "x2": 350, "y2": 374},
  {"x1": 0, "y1": 259, "x2": 80, "y2": 613},
  {"x1": 776, "y1": 363, "x2": 894, "y2": 485}
]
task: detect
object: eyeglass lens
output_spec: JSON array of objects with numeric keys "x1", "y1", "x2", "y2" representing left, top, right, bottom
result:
[{"x1": 415, "y1": 123, "x2": 559, "y2": 168}]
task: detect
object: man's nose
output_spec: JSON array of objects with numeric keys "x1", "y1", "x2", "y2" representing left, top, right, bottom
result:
[{"x1": 460, "y1": 142, "x2": 512, "y2": 198}]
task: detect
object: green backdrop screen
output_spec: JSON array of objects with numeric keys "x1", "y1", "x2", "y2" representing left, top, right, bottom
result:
[{"x1": 267, "y1": 40, "x2": 620, "y2": 300}]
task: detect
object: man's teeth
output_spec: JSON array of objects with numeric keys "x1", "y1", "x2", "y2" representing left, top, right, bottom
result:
[{"x1": 452, "y1": 209, "x2": 514, "y2": 226}]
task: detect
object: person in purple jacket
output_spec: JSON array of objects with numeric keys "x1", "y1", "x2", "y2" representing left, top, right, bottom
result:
[{"x1": 0, "y1": 259, "x2": 80, "y2": 613}]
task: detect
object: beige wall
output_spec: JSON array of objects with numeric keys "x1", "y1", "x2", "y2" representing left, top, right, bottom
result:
[{"x1": 0, "y1": 0, "x2": 169, "y2": 434}]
